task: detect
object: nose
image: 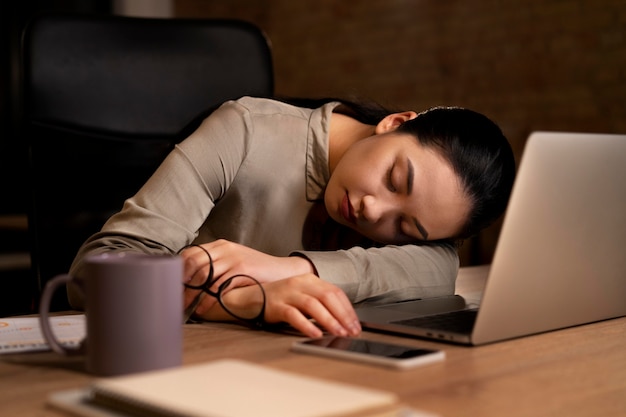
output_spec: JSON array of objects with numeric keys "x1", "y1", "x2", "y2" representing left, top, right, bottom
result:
[{"x1": 360, "y1": 194, "x2": 392, "y2": 224}]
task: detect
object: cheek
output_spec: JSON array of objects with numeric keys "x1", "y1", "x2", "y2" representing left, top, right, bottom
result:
[
  {"x1": 327, "y1": 161, "x2": 358, "y2": 199},
  {"x1": 337, "y1": 159, "x2": 381, "y2": 194},
  {"x1": 323, "y1": 177, "x2": 341, "y2": 221}
]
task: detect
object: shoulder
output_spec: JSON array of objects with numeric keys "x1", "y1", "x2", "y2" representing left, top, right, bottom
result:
[{"x1": 224, "y1": 96, "x2": 314, "y2": 120}]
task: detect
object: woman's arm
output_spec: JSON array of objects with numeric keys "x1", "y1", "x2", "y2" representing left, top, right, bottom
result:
[
  {"x1": 182, "y1": 240, "x2": 457, "y2": 334},
  {"x1": 180, "y1": 240, "x2": 457, "y2": 321},
  {"x1": 294, "y1": 243, "x2": 459, "y2": 305},
  {"x1": 67, "y1": 101, "x2": 251, "y2": 308}
]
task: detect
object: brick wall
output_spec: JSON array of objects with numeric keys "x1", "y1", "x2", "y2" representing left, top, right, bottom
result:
[{"x1": 175, "y1": 0, "x2": 626, "y2": 265}]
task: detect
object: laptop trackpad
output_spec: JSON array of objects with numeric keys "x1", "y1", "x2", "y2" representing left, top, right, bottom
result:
[{"x1": 356, "y1": 295, "x2": 468, "y2": 323}]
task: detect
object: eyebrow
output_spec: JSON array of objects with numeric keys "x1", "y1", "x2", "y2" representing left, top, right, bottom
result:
[
  {"x1": 405, "y1": 159, "x2": 428, "y2": 239},
  {"x1": 406, "y1": 158, "x2": 414, "y2": 196}
]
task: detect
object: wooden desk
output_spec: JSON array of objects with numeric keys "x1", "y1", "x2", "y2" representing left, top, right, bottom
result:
[{"x1": 1, "y1": 265, "x2": 624, "y2": 417}]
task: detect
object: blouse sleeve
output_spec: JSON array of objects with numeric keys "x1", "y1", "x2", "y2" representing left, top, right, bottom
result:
[
  {"x1": 67, "y1": 101, "x2": 250, "y2": 308},
  {"x1": 293, "y1": 243, "x2": 459, "y2": 304}
]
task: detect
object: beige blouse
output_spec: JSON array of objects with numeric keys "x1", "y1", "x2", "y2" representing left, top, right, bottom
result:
[{"x1": 68, "y1": 97, "x2": 458, "y2": 308}]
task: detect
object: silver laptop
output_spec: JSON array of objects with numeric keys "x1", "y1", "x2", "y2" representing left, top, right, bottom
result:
[{"x1": 356, "y1": 132, "x2": 626, "y2": 345}]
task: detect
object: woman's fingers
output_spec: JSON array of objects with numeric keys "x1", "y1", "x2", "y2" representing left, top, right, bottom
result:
[
  {"x1": 183, "y1": 286, "x2": 219, "y2": 313},
  {"x1": 179, "y1": 246, "x2": 211, "y2": 311},
  {"x1": 178, "y1": 245, "x2": 213, "y2": 285},
  {"x1": 279, "y1": 305, "x2": 324, "y2": 338},
  {"x1": 314, "y1": 288, "x2": 361, "y2": 336},
  {"x1": 264, "y1": 275, "x2": 361, "y2": 338}
]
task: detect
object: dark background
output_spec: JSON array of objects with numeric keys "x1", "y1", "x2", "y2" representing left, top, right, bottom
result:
[{"x1": 0, "y1": 0, "x2": 112, "y2": 316}]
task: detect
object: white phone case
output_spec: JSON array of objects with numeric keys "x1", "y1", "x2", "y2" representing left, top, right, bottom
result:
[{"x1": 291, "y1": 336, "x2": 445, "y2": 370}]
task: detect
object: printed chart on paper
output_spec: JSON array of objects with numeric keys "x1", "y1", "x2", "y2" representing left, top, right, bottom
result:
[{"x1": 0, "y1": 315, "x2": 85, "y2": 354}]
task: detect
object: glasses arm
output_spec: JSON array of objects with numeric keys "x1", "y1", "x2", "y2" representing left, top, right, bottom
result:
[
  {"x1": 217, "y1": 275, "x2": 267, "y2": 329},
  {"x1": 183, "y1": 291, "x2": 205, "y2": 323}
]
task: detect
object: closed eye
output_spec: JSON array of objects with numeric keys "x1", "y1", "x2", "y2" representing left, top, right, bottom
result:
[
  {"x1": 396, "y1": 217, "x2": 429, "y2": 242},
  {"x1": 394, "y1": 217, "x2": 422, "y2": 243},
  {"x1": 406, "y1": 158, "x2": 414, "y2": 196},
  {"x1": 395, "y1": 218, "x2": 409, "y2": 241},
  {"x1": 386, "y1": 163, "x2": 397, "y2": 192}
]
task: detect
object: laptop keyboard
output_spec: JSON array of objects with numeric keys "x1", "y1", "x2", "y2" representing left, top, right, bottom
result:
[{"x1": 391, "y1": 309, "x2": 478, "y2": 334}]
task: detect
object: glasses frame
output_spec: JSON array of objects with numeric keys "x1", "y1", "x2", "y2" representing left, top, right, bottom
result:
[{"x1": 179, "y1": 245, "x2": 266, "y2": 328}]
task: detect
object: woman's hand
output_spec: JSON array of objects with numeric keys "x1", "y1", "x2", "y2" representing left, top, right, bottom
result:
[
  {"x1": 179, "y1": 240, "x2": 315, "y2": 311},
  {"x1": 262, "y1": 274, "x2": 362, "y2": 338},
  {"x1": 197, "y1": 274, "x2": 362, "y2": 338}
]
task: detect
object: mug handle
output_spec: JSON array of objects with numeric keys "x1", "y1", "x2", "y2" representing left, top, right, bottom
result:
[{"x1": 39, "y1": 274, "x2": 85, "y2": 356}]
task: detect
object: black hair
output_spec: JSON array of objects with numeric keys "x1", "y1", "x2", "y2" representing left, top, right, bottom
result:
[
  {"x1": 396, "y1": 106, "x2": 516, "y2": 240},
  {"x1": 274, "y1": 96, "x2": 395, "y2": 125}
]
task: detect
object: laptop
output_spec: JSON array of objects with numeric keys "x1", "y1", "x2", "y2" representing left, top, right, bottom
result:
[{"x1": 356, "y1": 132, "x2": 626, "y2": 345}]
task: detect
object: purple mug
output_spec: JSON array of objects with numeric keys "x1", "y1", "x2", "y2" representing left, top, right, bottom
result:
[{"x1": 39, "y1": 252, "x2": 183, "y2": 376}]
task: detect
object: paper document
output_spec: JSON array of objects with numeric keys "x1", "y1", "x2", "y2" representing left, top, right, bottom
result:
[{"x1": 0, "y1": 314, "x2": 85, "y2": 354}]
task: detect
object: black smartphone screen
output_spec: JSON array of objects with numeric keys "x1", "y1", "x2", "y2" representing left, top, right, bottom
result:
[{"x1": 301, "y1": 336, "x2": 437, "y2": 359}]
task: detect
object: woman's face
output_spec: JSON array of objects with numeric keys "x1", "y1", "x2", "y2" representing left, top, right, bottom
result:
[{"x1": 325, "y1": 130, "x2": 471, "y2": 244}]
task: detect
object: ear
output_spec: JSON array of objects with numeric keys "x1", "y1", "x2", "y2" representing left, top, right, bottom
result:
[{"x1": 375, "y1": 111, "x2": 418, "y2": 134}]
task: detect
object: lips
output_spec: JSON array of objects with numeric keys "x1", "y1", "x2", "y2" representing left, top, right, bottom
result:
[{"x1": 341, "y1": 193, "x2": 357, "y2": 224}]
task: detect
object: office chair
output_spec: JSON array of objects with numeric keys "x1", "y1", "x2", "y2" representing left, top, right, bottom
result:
[{"x1": 21, "y1": 14, "x2": 274, "y2": 311}]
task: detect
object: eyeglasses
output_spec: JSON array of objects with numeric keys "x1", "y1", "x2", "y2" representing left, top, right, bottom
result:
[{"x1": 180, "y1": 245, "x2": 266, "y2": 327}]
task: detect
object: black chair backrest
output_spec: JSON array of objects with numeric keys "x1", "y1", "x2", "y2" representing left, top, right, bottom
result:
[{"x1": 22, "y1": 14, "x2": 274, "y2": 310}]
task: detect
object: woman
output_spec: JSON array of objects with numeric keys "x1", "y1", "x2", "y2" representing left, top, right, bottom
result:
[{"x1": 68, "y1": 96, "x2": 515, "y2": 337}]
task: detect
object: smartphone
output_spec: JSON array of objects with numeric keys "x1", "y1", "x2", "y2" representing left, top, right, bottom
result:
[{"x1": 291, "y1": 336, "x2": 445, "y2": 370}]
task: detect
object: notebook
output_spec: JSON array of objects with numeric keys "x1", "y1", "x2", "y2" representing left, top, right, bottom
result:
[
  {"x1": 356, "y1": 131, "x2": 626, "y2": 345},
  {"x1": 47, "y1": 359, "x2": 407, "y2": 417}
]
